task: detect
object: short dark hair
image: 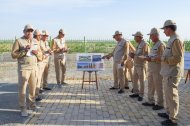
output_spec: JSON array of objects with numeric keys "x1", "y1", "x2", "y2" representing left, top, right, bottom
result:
[{"x1": 165, "y1": 25, "x2": 177, "y2": 31}]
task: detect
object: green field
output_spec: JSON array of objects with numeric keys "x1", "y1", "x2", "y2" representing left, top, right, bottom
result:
[{"x1": 0, "y1": 39, "x2": 190, "y2": 54}]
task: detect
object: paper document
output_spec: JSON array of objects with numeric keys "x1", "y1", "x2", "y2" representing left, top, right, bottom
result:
[{"x1": 26, "y1": 44, "x2": 38, "y2": 57}]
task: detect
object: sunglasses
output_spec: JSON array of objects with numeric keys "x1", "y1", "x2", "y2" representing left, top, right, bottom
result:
[{"x1": 26, "y1": 29, "x2": 34, "y2": 32}]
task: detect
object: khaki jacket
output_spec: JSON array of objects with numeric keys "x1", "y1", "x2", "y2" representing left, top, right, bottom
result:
[
  {"x1": 40, "y1": 40, "x2": 51, "y2": 63},
  {"x1": 11, "y1": 36, "x2": 40, "y2": 70},
  {"x1": 108, "y1": 38, "x2": 129, "y2": 63},
  {"x1": 52, "y1": 36, "x2": 68, "y2": 60},
  {"x1": 134, "y1": 40, "x2": 149, "y2": 67},
  {"x1": 124, "y1": 41, "x2": 135, "y2": 68},
  {"x1": 148, "y1": 40, "x2": 165, "y2": 73},
  {"x1": 160, "y1": 33, "x2": 184, "y2": 77}
]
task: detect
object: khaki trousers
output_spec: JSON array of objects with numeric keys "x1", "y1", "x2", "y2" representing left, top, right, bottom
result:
[
  {"x1": 18, "y1": 64, "x2": 37, "y2": 109},
  {"x1": 133, "y1": 65, "x2": 146, "y2": 97},
  {"x1": 148, "y1": 72, "x2": 164, "y2": 106},
  {"x1": 163, "y1": 76, "x2": 180, "y2": 123},
  {"x1": 41, "y1": 61, "x2": 50, "y2": 88},
  {"x1": 36, "y1": 62, "x2": 45, "y2": 97},
  {"x1": 124, "y1": 60, "x2": 134, "y2": 87},
  {"x1": 54, "y1": 56, "x2": 66, "y2": 84},
  {"x1": 113, "y1": 61, "x2": 125, "y2": 90}
]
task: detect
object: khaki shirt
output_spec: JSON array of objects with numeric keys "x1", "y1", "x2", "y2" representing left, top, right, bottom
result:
[
  {"x1": 11, "y1": 36, "x2": 39, "y2": 70},
  {"x1": 109, "y1": 38, "x2": 129, "y2": 63},
  {"x1": 52, "y1": 36, "x2": 68, "y2": 60},
  {"x1": 40, "y1": 40, "x2": 51, "y2": 63},
  {"x1": 148, "y1": 40, "x2": 165, "y2": 73},
  {"x1": 124, "y1": 41, "x2": 135, "y2": 68},
  {"x1": 160, "y1": 33, "x2": 184, "y2": 77},
  {"x1": 134, "y1": 40, "x2": 149, "y2": 66},
  {"x1": 35, "y1": 40, "x2": 43, "y2": 62}
]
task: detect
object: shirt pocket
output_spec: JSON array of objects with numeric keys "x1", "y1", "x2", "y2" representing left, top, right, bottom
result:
[
  {"x1": 163, "y1": 47, "x2": 172, "y2": 57},
  {"x1": 136, "y1": 48, "x2": 143, "y2": 55}
]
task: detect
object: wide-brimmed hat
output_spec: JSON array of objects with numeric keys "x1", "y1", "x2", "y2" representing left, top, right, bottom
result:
[
  {"x1": 147, "y1": 28, "x2": 159, "y2": 35},
  {"x1": 113, "y1": 31, "x2": 122, "y2": 38},
  {"x1": 33, "y1": 29, "x2": 41, "y2": 35},
  {"x1": 24, "y1": 24, "x2": 34, "y2": 31},
  {"x1": 42, "y1": 30, "x2": 49, "y2": 36},
  {"x1": 161, "y1": 20, "x2": 176, "y2": 29},
  {"x1": 59, "y1": 29, "x2": 65, "y2": 34},
  {"x1": 132, "y1": 31, "x2": 143, "y2": 37}
]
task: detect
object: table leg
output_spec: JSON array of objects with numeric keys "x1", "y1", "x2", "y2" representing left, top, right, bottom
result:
[
  {"x1": 95, "y1": 71, "x2": 98, "y2": 90},
  {"x1": 82, "y1": 71, "x2": 85, "y2": 89},
  {"x1": 89, "y1": 71, "x2": 91, "y2": 84}
]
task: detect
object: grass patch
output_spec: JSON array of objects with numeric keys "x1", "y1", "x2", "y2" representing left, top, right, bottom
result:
[{"x1": 1, "y1": 39, "x2": 190, "y2": 54}]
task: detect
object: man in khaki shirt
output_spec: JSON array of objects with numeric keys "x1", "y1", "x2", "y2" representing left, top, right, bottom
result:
[
  {"x1": 11, "y1": 25, "x2": 41, "y2": 116},
  {"x1": 124, "y1": 42, "x2": 135, "y2": 89},
  {"x1": 129, "y1": 31, "x2": 149, "y2": 101},
  {"x1": 40, "y1": 30, "x2": 52, "y2": 91},
  {"x1": 33, "y1": 30, "x2": 44, "y2": 102},
  {"x1": 142, "y1": 28, "x2": 165, "y2": 110},
  {"x1": 52, "y1": 29, "x2": 69, "y2": 88},
  {"x1": 157, "y1": 20, "x2": 184, "y2": 126},
  {"x1": 102, "y1": 31, "x2": 129, "y2": 94}
]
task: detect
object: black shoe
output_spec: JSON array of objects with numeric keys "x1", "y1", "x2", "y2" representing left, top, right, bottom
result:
[
  {"x1": 158, "y1": 113, "x2": 169, "y2": 119},
  {"x1": 153, "y1": 105, "x2": 164, "y2": 110},
  {"x1": 161, "y1": 119, "x2": 177, "y2": 126},
  {"x1": 43, "y1": 87, "x2": 52, "y2": 90},
  {"x1": 125, "y1": 87, "x2": 129, "y2": 89},
  {"x1": 138, "y1": 96, "x2": 143, "y2": 101},
  {"x1": 61, "y1": 82, "x2": 68, "y2": 85},
  {"x1": 142, "y1": 102, "x2": 155, "y2": 106},
  {"x1": 131, "y1": 88, "x2": 134, "y2": 93},
  {"x1": 36, "y1": 97, "x2": 42, "y2": 102},
  {"x1": 109, "y1": 87, "x2": 118, "y2": 90},
  {"x1": 129, "y1": 93, "x2": 139, "y2": 98},
  {"x1": 39, "y1": 89, "x2": 44, "y2": 94},
  {"x1": 118, "y1": 89, "x2": 124, "y2": 94}
]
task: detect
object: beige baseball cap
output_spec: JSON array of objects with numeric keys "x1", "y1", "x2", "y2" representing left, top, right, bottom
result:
[
  {"x1": 33, "y1": 29, "x2": 42, "y2": 35},
  {"x1": 161, "y1": 20, "x2": 176, "y2": 29},
  {"x1": 59, "y1": 29, "x2": 65, "y2": 34},
  {"x1": 132, "y1": 31, "x2": 143, "y2": 37},
  {"x1": 147, "y1": 28, "x2": 159, "y2": 35},
  {"x1": 24, "y1": 24, "x2": 34, "y2": 31},
  {"x1": 113, "y1": 31, "x2": 122, "y2": 38},
  {"x1": 42, "y1": 30, "x2": 49, "y2": 36}
]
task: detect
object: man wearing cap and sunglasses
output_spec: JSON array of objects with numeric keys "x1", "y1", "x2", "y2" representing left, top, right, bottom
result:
[
  {"x1": 52, "y1": 29, "x2": 69, "y2": 88},
  {"x1": 11, "y1": 25, "x2": 41, "y2": 116},
  {"x1": 102, "y1": 31, "x2": 130, "y2": 94},
  {"x1": 142, "y1": 28, "x2": 165, "y2": 111},
  {"x1": 129, "y1": 31, "x2": 149, "y2": 101},
  {"x1": 157, "y1": 20, "x2": 184, "y2": 126},
  {"x1": 40, "y1": 30, "x2": 52, "y2": 91}
]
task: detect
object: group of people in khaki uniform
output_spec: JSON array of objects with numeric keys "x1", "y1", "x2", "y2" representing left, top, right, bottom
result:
[
  {"x1": 11, "y1": 19, "x2": 183, "y2": 126},
  {"x1": 104, "y1": 20, "x2": 184, "y2": 126},
  {"x1": 11, "y1": 25, "x2": 68, "y2": 117}
]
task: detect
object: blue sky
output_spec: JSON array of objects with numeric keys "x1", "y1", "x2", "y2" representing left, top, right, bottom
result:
[{"x1": 0, "y1": 0, "x2": 190, "y2": 40}]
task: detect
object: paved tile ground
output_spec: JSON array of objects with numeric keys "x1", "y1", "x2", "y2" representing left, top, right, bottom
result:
[
  {"x1": 25, "y1": 79, "x2": 190, "y2": 126},
  {"x1": 1, "y1": 54, "x2": 190, "y2": 126}
]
